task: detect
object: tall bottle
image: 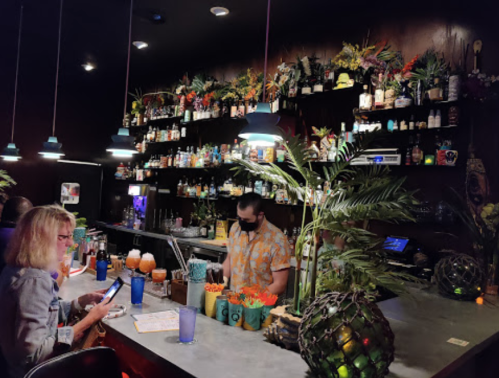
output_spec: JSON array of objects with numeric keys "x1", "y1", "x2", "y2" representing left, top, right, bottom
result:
[
  {"x1": 232, "y1": 139, "x2": 242, "y2": 160},
  {"x1": 374, "y1": 73, "x2": 385, "y2": 109},
  {"x1": 359, "y1": 84, "x2": 373, "y2": 111},
  {"x1": 328, "y1": 138, "x2": 337, "y2": 162},
  {"x1": 96, "y1": 241, "x2": 107, "y2": 281},
  {"x1": 411, "y1": 133, "x2": 423, "y2": 165},
  {"x1": 338, "y1": 122, "x2": 347, "y2": 151},
  {"x1": 196, "y1": 178, "x2": 202, "y2": 198}
]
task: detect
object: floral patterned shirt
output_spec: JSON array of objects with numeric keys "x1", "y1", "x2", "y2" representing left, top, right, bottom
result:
[{"x1": 228, "y1": 218, "x2": 291, "y2": 292}]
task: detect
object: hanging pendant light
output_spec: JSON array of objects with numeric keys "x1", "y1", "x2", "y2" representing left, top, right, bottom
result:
[
  {"x1": 106, "y1": 0, "x2": 138, "y2": 158},
  {"x1": 1, "y1": 5, "x2": 24, "y2": 161},
  {"x1": 40, "y1": 0, "x2": 65, "y2": 160},
  {"x1": 238, "y1": 0, "x2": 282, "y2": 147}
]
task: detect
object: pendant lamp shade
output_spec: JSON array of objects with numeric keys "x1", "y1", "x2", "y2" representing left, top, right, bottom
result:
[
  {"x1": 106, "y1": 128, "x2": 138, "y2": 158},
  {"x1": 238, "y1": 103, "x2": 282, "y2": 147},
  {"x1": 1, "y1": 143, "x2": 22, "y2": 161},
  {"x1": 40, "y1": 0, "x2": 65, "y2": 160},
  {"x1": 107, "y1": 0, "x2": 137, "y2": 158},
  {"x1": 238, "y1": 0, "x2": 282, "y2": 147},
  {"x1": 3, "y1": 5, "x2": 24, "y2": 161},
  {"x1": 39, "y1": 136, "x2": 65, "y2": 159}
]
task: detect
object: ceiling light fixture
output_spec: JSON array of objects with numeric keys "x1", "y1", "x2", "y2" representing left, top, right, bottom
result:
[
  {"x1": 1, "y1": 5, "x2": 24, "y2": 162},
  {"x1": 133, "y1": 41, "x2": 148, "y2": 49},
  {"x1": 82, "y1": 63, "x2": 95, "y2": 71},
  {"x1": 238, "y1": 0, "x2": 282, "y2": 147},
  {"x1": 210, "y1": 7, "x2": 229, "y2": 16},
  {"x1": 40, "y1": 0, "x2": 65, "y2": 160},
  {"x1": 106, "y1": 0, "x2": 138, "y2": 158}
]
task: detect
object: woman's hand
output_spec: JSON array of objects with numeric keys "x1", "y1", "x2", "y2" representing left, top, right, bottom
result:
[
  {"x1": 87, "y1": 298, "x2": 114, "y2": 323},
  {"x1": 77, "y1": 289, "x2": 107, "y2": 308}
]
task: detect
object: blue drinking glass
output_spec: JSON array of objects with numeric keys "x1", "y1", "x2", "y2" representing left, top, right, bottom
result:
[
  {"x1": 131, "y1": 276, "x2": 145, "y2": 304},
  {"x1": 179, "y1": 305, "x2": 197, "y2": 343}
]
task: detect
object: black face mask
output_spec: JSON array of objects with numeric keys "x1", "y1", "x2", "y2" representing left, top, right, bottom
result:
[{"x1": 239, "y1": 219, "x2": 258, "y2": 232}]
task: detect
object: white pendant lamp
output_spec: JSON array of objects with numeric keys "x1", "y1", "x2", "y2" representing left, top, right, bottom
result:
[
  {"x1": 238, "y1": 0, "x2": 282, "y2": 147},
  {"x1": 1, "y1": 5, "x2": 24, "y2": 161},
  {"x1": 106, "y1": 0, "x2": 138, "y2": 158},
  {"x1": 40, "y1": 0, "x2": 65, "y2": 160}
]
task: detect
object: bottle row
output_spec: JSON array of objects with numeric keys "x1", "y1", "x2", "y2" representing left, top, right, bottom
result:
[
  {"x1": 136, "y1": 124, "x2": 187, "y2": 153},
  {"x1": 404, "y1": 132, "x2": 458, "y2": 166},
  {"x1": 359, "y1": 73, "x2": 460, "y2": 111}
]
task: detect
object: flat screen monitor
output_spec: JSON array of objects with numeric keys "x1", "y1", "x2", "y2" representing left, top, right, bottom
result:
[{"x1": 384, "y1": 236, "x2": 409, "y2": 253}]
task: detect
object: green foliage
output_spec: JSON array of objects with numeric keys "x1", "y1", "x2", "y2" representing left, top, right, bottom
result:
[
  {"x1": 410, "y1": 49, "x2": 448, "y2": 90},
  {"x1": 0, "y1": 170, "x2": 15, "y2": 192},
  {"x1": 233, "y1": 128, "x2": 419, "y2": 306},
  {"x1": 191, "y1": 200, "x2": 220, "y2": 227},
  {"x1": 72, "y1": 212, "x2": 87, "y2": 228}
]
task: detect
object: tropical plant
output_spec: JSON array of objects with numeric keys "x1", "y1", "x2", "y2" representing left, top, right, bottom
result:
[
  {"x1": 129, "y1": 88, "x2": 147, "y2": 115},
  {"x1": 232, "y1": 130, "x2": 419, "y2": 314},
  {"x1": 0, "y1": 170, "x2": 15, "y2": 193},
  {"x1": 72, "y1": 212, "x2": 87, "y2": 228},
  {"x1": 445, "y1": 188, "x2": 499, "y2": 282},
  {"x1": 410, "y1": 49, "x2": 448, "y2": 90},
  {"x1": 191, "y1": 200, "x2": 220, "y2": 227}
]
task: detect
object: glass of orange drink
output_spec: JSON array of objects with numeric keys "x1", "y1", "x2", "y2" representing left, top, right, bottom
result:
[
  {"x1": 126, "y1": 249, "x2": 142, "y2": 277},
  {"x1": 139, "y1": 253, "x2": 156, "y2": 280},
  {"x1": 152, "y1": 268, "x2": 167, "y2": 285}
]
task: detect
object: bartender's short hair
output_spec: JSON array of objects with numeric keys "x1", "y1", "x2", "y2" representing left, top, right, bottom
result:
[
  {"x1": 5, "y1": 205, "x2": 75, "y2": 269},
  {"x1": 238, "y1": 193, "x2": 263, "y2": 215}
]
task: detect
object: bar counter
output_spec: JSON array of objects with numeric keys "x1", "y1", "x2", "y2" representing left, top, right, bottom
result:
[{"x1": 59, "y1": 272, "x2": 499, "y2": 378}]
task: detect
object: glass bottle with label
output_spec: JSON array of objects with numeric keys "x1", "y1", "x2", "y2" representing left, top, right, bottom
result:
[
  {"x1": 328, "y1": 139, "x2": 337, "y2": 162},
  {"x1": 411, "y1": 134, "x2": 423, "y2": 165},
  {"x1": 338, "y1": 122, "x2": 347, "y2": 151},
  {"x1": 359, "y1": 84, "x2": 373, "y2": 111},
  {"x1": 374, "y1": 73, "x2": 385, "y2": 109},
  {"x1": 181, "y1": 124, "x2": 187, "y2": 138}
]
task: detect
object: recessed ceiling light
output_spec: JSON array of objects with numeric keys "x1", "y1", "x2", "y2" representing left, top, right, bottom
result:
[
  {"x1": 210, "y1": 7, "x2": 229, "y2": 16},
  {"x1": 82, "y1": 63, "x2": 95, "y2": 71},
  {"x1": 133, "y1": 41, "x2": 148, "y2": 49}
]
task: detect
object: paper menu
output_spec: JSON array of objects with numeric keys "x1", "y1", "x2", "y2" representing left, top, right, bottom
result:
[{"x1": 133, "y1": 310, "x2": 179, "y2": 333}]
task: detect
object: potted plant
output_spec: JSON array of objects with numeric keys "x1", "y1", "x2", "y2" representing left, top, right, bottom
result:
[
  {"x1": 234, "y1": 130, "x2": 419, "y2": 373},
  {"x1": 72, "y1": 212, "x2": 87, "y2": 244},
  {"x1": 129, "y1": 88, "x2": 147, "y2": 125}
]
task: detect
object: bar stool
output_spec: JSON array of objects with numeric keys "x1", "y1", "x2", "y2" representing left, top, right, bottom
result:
[{"x1": 24, "y1": 347, "x2": 122, "y2": 378}]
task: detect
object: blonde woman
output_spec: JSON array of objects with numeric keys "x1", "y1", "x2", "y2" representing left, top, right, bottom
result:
[{"x1": 0, "y1": 205, "x2": 113, "y2": 378}]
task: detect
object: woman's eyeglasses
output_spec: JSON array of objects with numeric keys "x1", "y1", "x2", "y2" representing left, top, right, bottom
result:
[{"x1": 57, "y1": 234, "x2": 74, "y2": 241}]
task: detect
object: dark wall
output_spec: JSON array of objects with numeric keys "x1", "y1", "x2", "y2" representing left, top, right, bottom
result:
[{"x1": 0, "y1": 0, "x2": 498, "y2": 213}]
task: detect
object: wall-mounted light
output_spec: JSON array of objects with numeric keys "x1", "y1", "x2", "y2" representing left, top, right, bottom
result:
[
  {"x1": 82, "y1": 63, "x2": 95, "y2": 71},
  {"x1": 210, "y1": 7, "x2": 229, "y2": 16},
  {"x1": 132, "y1": 41, "x2": 148, "y2": 49}
]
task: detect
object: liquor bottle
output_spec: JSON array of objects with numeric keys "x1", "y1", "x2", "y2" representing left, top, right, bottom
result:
[
  {"x1": 232, "y1": 140, "x2": 242, "y2": 161},
  {"x1": 415, "y1": 80, "x2": 423, "y2": 106},
  {"x1": 175, "y1": 147, "x2": 181, "y2": 168},
  {"x1": 338, "y1": 122, "x2": 347, "y2": 151},
  {"x1": 155, "y1": 128, "x2": 162, "y2": 142},
  {"x1": 429, "y1": 78, "x2": 443, "y2": 101},
  {"x1": 315, "y1": 184, "x2": 324, "y2": 205},
  {"x1": 359, "y1": 84, "x2": 373, "y2": 111},
  {"x1": 225, "y1": 144, "x2": 232, "y2": 164},
  {"x1": 189, "y1": 179, "x2": 197, "y2": 198},
  {"x1": 374, "y1": 73, "x2": 385, "y2": 109},
  {"x1": 181, "y1": 124, "x2": 187, "y2": 138},
  {"x1": 202, "y1": 181, "x2": 209, "y2": 198},
  {"x1": 96, "y1": 241, "x2": 107, "y2": 281},
  {"x1": 405, "y1": 147, "x2": 412, "y2": 166},
  {"x1": 435, "y1": 110, "x2": 442, "y2": 128},
  {"x1": 412, "y1": 134, "x2": 423, "y2": 165},
  {"x1": 167, "y1": 150, "x2": 172, "y2": 167},
  {"x1": 209, "y1": 177, "x2": 217, "y2": 199},
  {"x1": 428, "y1": 110, "x2": 435, "y2": 129},
  {"x1": 141, "y1": 135, "x2": 147, "y2": 153},
  {"x1": 191, "y1": 148, "x2": 197, "y2": 167},
  {"x1": 238, "y1": 101, "x2": 246, "y2": 117},
  {"x1": 409, "y1": 115, "x2": 415, "y2": 131},
  {"x1": 244, "y1": 179, "x2": 253, "y2": 194},
  {"x1": 223, "y1": 176, "x2": 233, "y2": 195},
  {"x1": 230, "y1": 100, "x2": 237, "y2": 118},
  {"x1": 167, "y1": 126, "x2": 172, "y2": 141},
  {"x1": 196, "y1": 179, "x2": 202, "y2": 198},
  {"x1": 147, "y1": 126, "x2": 153, "y2": 142},
  {"x1": 313, "y1": 75, "x2": 324, "y2": 93},
  {"x1": 213, "y1": 145, "x2": 221, "y2": 166}
]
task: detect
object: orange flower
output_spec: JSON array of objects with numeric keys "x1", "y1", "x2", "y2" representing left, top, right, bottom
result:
[
  {"x1": 227, "y1": 292, "x2": 242, "y2": 305},
  {"x1": 204, "y1": 283, "x2": 224, "y2": 292},
  {"x1": 186, "y1": 91, "x2": 196, "y2": 104},
  {"x1": 203, "y1": 92, "x2": 214, "y2": 107},
  {"x1": 244, "y1": 88, "x2": 256, "y2": 101}
]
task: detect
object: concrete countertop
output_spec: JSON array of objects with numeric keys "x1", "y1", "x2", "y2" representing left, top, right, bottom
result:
[{"x1": 59, "y1": 273, "x2": 499, "y2": 378}]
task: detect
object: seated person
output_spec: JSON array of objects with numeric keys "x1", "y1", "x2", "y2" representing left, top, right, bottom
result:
[
  {"x1": 0, "y1": 196, "x2": 33, "y2": 275},
  {"x1": 0, "y1": 205, "x2": 113, "y2": 378}
]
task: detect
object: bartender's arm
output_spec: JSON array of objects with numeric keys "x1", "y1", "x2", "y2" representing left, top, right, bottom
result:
[
  {"x1": 222, "y1": 254, "x2": 231, "y2": 287},
  {"x1": 267, "y1": 269, "x2": 289, "y2": 295}
]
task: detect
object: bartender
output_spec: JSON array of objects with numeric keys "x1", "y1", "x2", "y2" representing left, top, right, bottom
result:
[{"x1": 222, "y1": 193, "x2": 290, "y2": 295}]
